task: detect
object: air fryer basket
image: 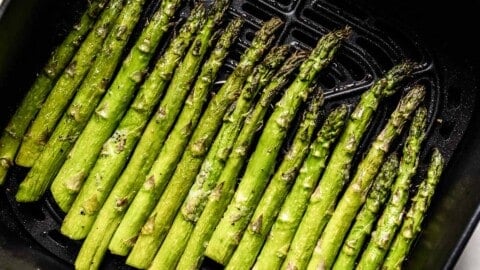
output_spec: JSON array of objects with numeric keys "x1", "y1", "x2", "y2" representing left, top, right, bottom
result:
[{"x1": 0, "y1": 0, "x2": 479, "y2": 269}]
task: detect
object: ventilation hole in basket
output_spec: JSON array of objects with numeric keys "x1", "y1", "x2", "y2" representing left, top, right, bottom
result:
[
  {"x1": 336, "y1": 53, "x2": 367, "y2": 81},
  {"x1": 244, "y1": 30, "x2": 255, "y2": 43},
  {"x1": 439, "y1": 121, "x2": 455, "y2": 139},
  {"x1": 373, "y1": 19, "x2": 425, "y2": 64},
  {"x1": 318, "y1": 71, "x2": 337, "y2": 89},
  {"x1": 355, "y1": 37, "x2": 394, "y2": 71},
  {"x1": 302, "y1": 8, "x2": 340, "y2": 31},
  {"x1": 242, "y1": 2, "x2": 273, "y2": 22},
  {"x1": 447, "y1": 86, "x2": 462, "y2": 108},
  {"x1": 320, "y1": 0, "x2": 370, "y2": 21},
  {"x1": 48, "y1": 229, "x2": 72, "y2": 248},
  {"x1": 17, "y1": 202, "x2": 46, "y2": 221},
  {"x1": 291, "y1": 28, "x2": 317, "y2": 48}
]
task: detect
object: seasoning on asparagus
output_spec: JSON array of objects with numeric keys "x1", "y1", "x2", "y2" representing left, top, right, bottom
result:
[
  {"x1": 109, "y1": 17, "x2": 283, "y2": 259},
  {"x1": 354, "y1": 105, "x2": 428, "y2": 270},
  {"x1": 254, "y1": 105, "x2": 348, "y2": 270},
  {"x1": 231, "y1": 104, "x2": 348, "y2": 270},
  {"x1": 15, "y1": 0, "x2": 163, "y2": 202},
  {"x1": 44, "y1": 0, "x2": 193, "y2": 208},
  {"x1": 382, "y1": 148, "x2": 445, "y2": 270},
  {"x1": 176, "y1": 51, "x2": 306, "y2": 270},
  {"x1": 59, "y1": 1, "x2": 228, "y2": 234},
  {"x1": 15, "y1": 0, "x2": 125, "y2": 167},
  {"x1": 225, "y1": 94, "x2": 327, "y2": 270},
  {"x1": 332, "y1": 153, "x2": 399, "y2": 270},
  {"x1": 73, "y1": 18, "x2": 242, "y2": 270},
  {"x1": 276, "y1": 61, "x2": 415, "y2": 270},
  {"x1": 205, "y1": 27, "x2": 350, "y2": 265},
  {"x1": 149, "y1": 45, "x2": 290, "y2": 270},
  {"x1": 125, "y1": 22, "x2": 285, "y2": 269},
  {"x1": 306, "y1": 87, "x2": 427, "y2": 270},
  {"x1": 0, "y1": 0, "x2": 109, "y2": 184}
]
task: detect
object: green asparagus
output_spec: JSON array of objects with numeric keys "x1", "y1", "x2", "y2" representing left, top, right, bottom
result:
[
  {"x1": 149, "y1": 45, "x2": 290, "y2": 270},
  {"x1": 59, "y1": 1, "x2": 228, "y2": 234},
  {"x1": 124, "y1": 24, "x2": 286, "y2": 270},
  {"x1": 382, "y1": 148, "x2": 444, "y2": 270},
  {"x1": 225, "y1": 94, "x2": 327, "y2": 270},
  {"x1": 15, "y1": 0, "x2": 125, "y2": 167},
  {"x1": 253, "y1": 105, "x2": 348, "y2": 270},
  {"x1": 205, "y1": 27, "x2": 350, "y2": 265},
  {"x1": 230, "y1": 104, "x2": 348, "y2": 270},
  {"x1": 355, "y1": 105, "x2": 428, "y2": 270},
  {"x1": 306, "y1": 88, "x2": 426, "y2": 270},
  {"x1": 277, "y1": 61, "x2": 415, "y2": 270},
  {"x1": 109, "y1": 17, "x2": 283, "y2": 259},
  {"x1": 332, "y1": 153, "x2": 399, "y2": 270},
  {"x1": 15, "y1": 0, "x2": 160, "y2": 202},
  {"x1": 176, "y1": 51, "x2": 306, "y2": 270},
  {"x1": 0, "y1": 0, "x2": 108, "y2": 184},
  {"x1": 73, "y1": 18, "x2": 242, "y2": 270},
  {"x1": 44, "y1": 0, "x2": 194, "y2": 209}
]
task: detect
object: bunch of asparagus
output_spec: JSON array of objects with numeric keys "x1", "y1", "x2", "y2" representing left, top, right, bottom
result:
[{"x1": 0, "y1": 0, "x2": 447, "y2": 269}]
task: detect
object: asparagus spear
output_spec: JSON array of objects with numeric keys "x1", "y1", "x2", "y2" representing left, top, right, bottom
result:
[
  {"x1": 354, "y1": 105, "x2": 428, "y2": 270},
  {"x1": 17, "y1": 0, "x2": 184, "y2": 200},
  {"x1": 43, "y1": 0, "x2": 195, "y2": 207},
  {"x1": 176, "y1": 51, "x2": 306, "y2": 270},
  {"x1": 149, "y1": 45, "x2": 290, "y2": 270},
  {"x1": 27, "y1": 0, "x2": 149, "y2": 210},
  {"x1": 15, "y1": 0, "x2": 126, "y2": 167},
  {"x1": 382, "y1": 148, "x2": 444, "y2": 270},
  {"x1": 205, "y1": 27, "x2": 350, "y2": 265},
  {"x1": 125, "y1": 26, "x2": 286, "y2": 270},
  {"x1": 230, "y1": 104, "x2": 348, "y2": 270},
  {"x1": 59, "y1": 1, "x2": 227, "y2": 229},
  {"x1": 332, "y1": 153, "x2": 399, "y2": 270},
  {"x1": 109, "y1": 17, "x2": 283, "y2": 259},
  {"x1": 272, "y1": 61, "x2": 414, "y2": 270},
  {"x1": 0, "y1": 0, "x2": 109, "y2": 183},
  {"x1": 225, "y1": 94, "x2": 327, "y2": 270},
  {"x1": 73, "y1": 18, "x2": 242, "y2": 270},
  {"x1": 305, "y1": 88, "x2": 427, "y2": 270},
  {"x1": 254, "y1": 106, "x2": 348, "y2": 270},
  {"x1": 15, "y1": 0, "x2": 167, "y2": 203}
]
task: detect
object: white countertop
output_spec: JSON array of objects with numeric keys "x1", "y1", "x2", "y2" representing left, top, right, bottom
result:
[{"x1": 454, "y1": 221, "x2": 480, "y2": 269}]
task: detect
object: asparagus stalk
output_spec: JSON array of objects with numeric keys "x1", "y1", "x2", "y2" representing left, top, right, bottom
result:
[
  {"x1": 73, "y1": 18, "x2": 242, "y2": 270},
  {"x1": 15, "y1": 0, "x2": 126, "y2": 167},
  {"x1": 0, "y1": 0, "x2": 109, "y2": 183},
  {"x1": 205, "y1": 27, "x2": 350, "y2": 265},
  {"x1": 354, "y1": 105, "x2": 428, "y2": 270},
  {"x1": 254, "y1": 106, "x2": 348, "y2": 270},
  {"x1": 273, "y1": 61, "x2": 414, "y2": 270},
  {"x1": 109, "y1": 17, "x2": 283, "y2": 259},
  {"x1": 27, "y1": 0, "x2": 148, "y2": 210},
  {"x1": 176, "y1": 51, "x2": 306, "y2": 270},
  {"x1": 15, "y1": 0, "x2": 164, "y2": 202},
  {"x1": 305, "y1": 88, "x2": 427, "y2": 270},
  {"x1": 382, "y1": 148, "x2": 445, "y2": 270},
  {"x1": 18, "y1": 0, "x2": 184, "y2": 200},
  {"x1": 226, "y1": 94, "x2": 328, "y2": 270},
  {"x1": 230, "y1": 104, "x2": 348, "y2": 270},
  {"x1": 149, "y1": 45, "x2": 290, "y2": 270},
  {"x1": 43, "y1": 0, "x2": 194, "y2": 207},
  {"x1": 125, "y1": 25, "x2": 286, "y2": 270},
  {"x1": 332, "y1": 153, "x2": 399, "y2": 270},
  {"x1": 59, "y1": 1, "x2": 227, "y2": 229}
]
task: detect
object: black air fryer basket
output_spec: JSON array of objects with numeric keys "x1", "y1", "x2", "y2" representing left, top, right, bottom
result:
[{"x1": 0, "y1": 0, "x2": 479, "y2": 269}]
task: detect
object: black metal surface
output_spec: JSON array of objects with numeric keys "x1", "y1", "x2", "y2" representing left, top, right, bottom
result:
[{"x1": 0, "y1": 0, "x2": 479, "y2": 269}]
